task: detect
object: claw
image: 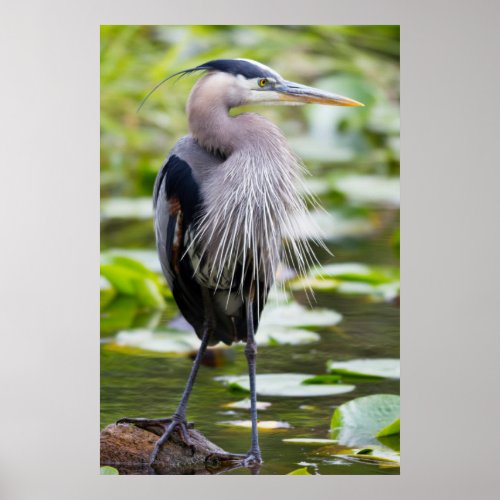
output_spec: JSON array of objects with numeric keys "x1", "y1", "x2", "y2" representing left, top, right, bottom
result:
[
  {"x1": 244, "y1": 452, "x2": 263, "y2": 467},
  {"x1": 117, "y1": 416, "x2": 196, "y2": 463}
]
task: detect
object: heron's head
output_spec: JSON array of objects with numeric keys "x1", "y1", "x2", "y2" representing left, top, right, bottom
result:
[{"x1": 141, "y1": 58, "x2": 364, "y2": 111}]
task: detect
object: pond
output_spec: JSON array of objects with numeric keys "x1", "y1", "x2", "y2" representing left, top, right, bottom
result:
[{"x1": 100, "y1": 207, "x2": 400, "y2": 475}]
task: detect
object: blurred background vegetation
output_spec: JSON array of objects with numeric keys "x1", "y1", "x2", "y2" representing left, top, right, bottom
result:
[
  {"x1": 100, "y1": 25, "x2": 400, "y2": 475},
  {"x1": 101, "y1": 25, "x2": 399, "y2": 228}
]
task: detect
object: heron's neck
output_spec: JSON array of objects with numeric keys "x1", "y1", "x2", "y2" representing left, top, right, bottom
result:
[
  {"x1": 187, "y1": 74, "x2": 280, "y2": 156},
  {"x1": 187, "y1": 99, "x2": 235, "y2": 156}
]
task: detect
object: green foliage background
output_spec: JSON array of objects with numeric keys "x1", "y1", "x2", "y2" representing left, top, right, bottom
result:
[{"x1": 101, "y1": 25, "x2": 399, "y2": 203}]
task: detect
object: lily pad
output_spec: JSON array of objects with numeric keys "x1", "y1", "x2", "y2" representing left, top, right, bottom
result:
[
  {"x1": 336, "y1": 446, "x2": 400, "y2": 466},
  {"x1": 106, "y1": 328, "x2": 203, "y2": 356},
  {"x1": 318, "y1": 262, "x2": 399, "y2": 285},
  {"x1": 337, "y1": 281, "x2": 400, "y2": 302},
  {"x1": 216, "y1": 373, "x2": 355, "y2": 397},
  {"x1": 260, "y1": 302, "x2": 342, "y2": 329},
  {"x1": 302, "y1": 374, "x2": 343, "y2": 384},
  {"x1": 218, "y1": 420, "x2": 291, "y2": 430},
  {"x1": 100, "y1": 466, "x2": 119, "y2": 475},
  {"x1": 376, "y1": 417, "x2": 400, "y2": 437},
  {"x1": 287, "y1": 467, "x2": 312, "y2": 475},
  {"x1": 283, "y1": 438, "x2": 338, "y2": 445},
  {"x1": 327, "y1": 359, "x2": 400, "y2": 379},
  {"x1": 330, "y1": 394, "x2": 400, "y2": 446},
  {"x1": 224, "y1": 399, "x2": 271, "y2": 410},
  {"x1": 303, "y1": 263, "x2": 400, "y2": 301},
  {"x1": 256, "y1": 326, "x2": 320, "y2": 346}
]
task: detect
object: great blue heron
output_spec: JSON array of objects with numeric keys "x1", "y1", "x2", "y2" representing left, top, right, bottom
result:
[{"x1": 118, "y1": 58, "x2": 363, "y2": 468}]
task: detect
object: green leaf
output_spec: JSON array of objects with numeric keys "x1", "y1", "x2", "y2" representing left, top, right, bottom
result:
[
  {"x1": 135, "y1": 277, "x2": 166, "y2": 308},
  {"x1": 100, "y1": 296, "x2": 140, "y2": 335},
  {"x1": 100, "y1": 254, "x2": 167, "y2": 309},
  {"x1": 336, "y1": 446, "x2": 400, "y2": 466},
  {"x1": 376, "y1": 417, "x2": 400, "y2": 437},
  {"x1": 330, "y1": 394, "x2": 400, "y2": 446},
  {"x1": 302, "y1": 375, "x2": 342, "y2": 384},
  {"x1": 216, "y1": 373, "x2": 355, "y2": 397},
  {"x1": 288, "y1": 467, "x2": 311, "y2": 475},
  {"x1": 104, "y1": 248, "x2": 163, "y2": 273},
  {"x1": 318, "y1": 263, "x2": 399, "y2": 285},
  {"x1": 100, "y1": 466, "x2": 119, "y2": 475},
  {"x1": 301, "y1": 263, "x2": 400, "y2": 302},
  {"x1": 327, "y1": 359, "x2": 400, "y2": 379},
  {"x1": 100, "y1": 277, "x2": 117, "y2": 309}
]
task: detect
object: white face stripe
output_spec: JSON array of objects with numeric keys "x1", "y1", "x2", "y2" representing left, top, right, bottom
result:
[
  {"x1": 236, "y1": 75, "x2": 278, "y2": 89},
  {"x1": 235, "y1": 58, "x2": 282, "y2": 80}
]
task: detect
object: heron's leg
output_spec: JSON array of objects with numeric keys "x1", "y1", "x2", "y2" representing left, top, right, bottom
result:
[
  {"x1": 244, "y1": 284, "x2": 262, "y2": 466},
  {"x1": 117, "y1": 290, "x2": 214, "y2": 465}
]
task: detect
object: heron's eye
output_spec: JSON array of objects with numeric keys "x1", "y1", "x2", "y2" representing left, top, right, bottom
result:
[{"x1": 258, "y1": 78, "x2": 268, "y2": 88}]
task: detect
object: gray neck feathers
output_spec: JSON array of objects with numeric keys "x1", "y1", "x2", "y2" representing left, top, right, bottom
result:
[{"x1": 186, "y1": 76, "x2": 319, "y2": 300}]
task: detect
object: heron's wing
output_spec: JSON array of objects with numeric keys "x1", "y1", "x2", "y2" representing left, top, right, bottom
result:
[
  {"x1": 154, "y1": 152, "x2": 269, "y2": 345},
  {"x1": 154, "y1": 154, "x2": 206, "y2": 336}
]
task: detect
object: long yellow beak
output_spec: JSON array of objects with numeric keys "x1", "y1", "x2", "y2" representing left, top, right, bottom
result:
[{"x1": 276, "y1": 80, "x2": 364, "y2": 107}]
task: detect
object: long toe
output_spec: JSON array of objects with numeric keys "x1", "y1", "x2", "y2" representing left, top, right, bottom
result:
[
  {"x1": 244, "y1": 452, "x2": 263, "y2": 467},
  {"x1": 116, "y1": 416, "x2": 196, "y2": 462}
]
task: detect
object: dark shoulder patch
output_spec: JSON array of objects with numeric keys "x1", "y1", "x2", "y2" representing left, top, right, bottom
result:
[{"x1": 154, "y1": 154, "x2": 201, "y2": 225}]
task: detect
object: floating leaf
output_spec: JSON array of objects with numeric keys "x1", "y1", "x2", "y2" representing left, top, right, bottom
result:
[
  {"x1": 288, "y1": 467, "x2": 312, "y2": 475},
  {"x1": 303, "y1": 374, "x2": 343, "y2": 384},
  {"x1": 216, "y1": 373, "x2": 355, "y2": 397},
  {"x1": 100, "y1": 466, "x2": 119, "y2": 475},
  {"x1": 336, "y1": 446, "x2": 400, "y2": 466},
  {"x1": 224, "y1": 399, "x2": 271, "y2": 410},
  {"x1": 283, "y1": 438, "x2": 338, "y2": 445},
  {"x1": 260, "y1": 302, "x2": 342, "y2": 329},
  {"x1": 218, "y1": 420, "x2": 291, "y2": 430},
  {"x1": 106, "y1": 328, "x2": 203, "y2": 356},
  {"x1": 256, "y1": 326, "x2": 320, "y2": 346},
  {"x1": 305, "y1": 263, "x2": 400, "y2": 301},
  {"x1": 318, "y1": 263, "x2": 398, "y2": 285},
  {"x1": 376, "y1": 417, "x2": 400, "y2": 437},
  {"x1": 327, "y1": 359, "x2": 400, "y2": 380},
  {"x1": 330, "y1": 394, "x2": 400, "y2": 446}
]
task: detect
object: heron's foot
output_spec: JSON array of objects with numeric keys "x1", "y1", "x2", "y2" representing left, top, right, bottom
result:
[
  {"x1": 243, "y1": 450, "x2": 263, "y2": 467},
  {"x1": 116, "y1": 415, "x2": 195, "y2": 464}
]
